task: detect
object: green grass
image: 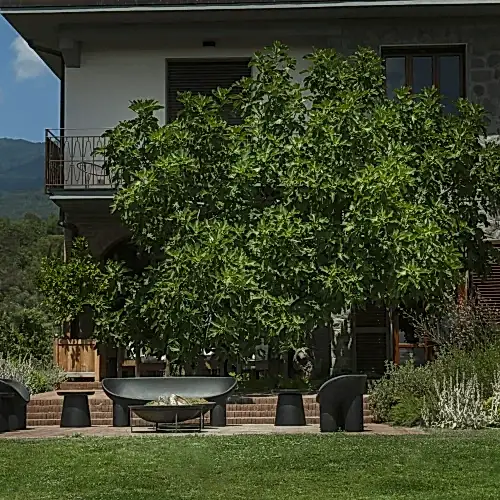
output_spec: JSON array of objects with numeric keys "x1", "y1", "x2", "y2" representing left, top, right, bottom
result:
[{"x1": 1, "y1": 432, "x2": 500, "y2": 499}]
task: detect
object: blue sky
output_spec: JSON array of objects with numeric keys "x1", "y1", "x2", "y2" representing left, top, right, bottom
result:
[{"x1": 0, "y1": 17, "x2": 59, "y2": 143}]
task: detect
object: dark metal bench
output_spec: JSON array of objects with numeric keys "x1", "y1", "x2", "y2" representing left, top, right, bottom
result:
[{"x1": 102, "y1": 377, "x2": 237, "y2": 427}]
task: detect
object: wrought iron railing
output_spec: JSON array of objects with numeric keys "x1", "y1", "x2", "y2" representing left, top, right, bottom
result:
[{"x1": 45, "y1": 129, "x2": 113, "y2": 191}]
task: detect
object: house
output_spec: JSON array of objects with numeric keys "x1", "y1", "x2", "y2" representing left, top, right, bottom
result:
[{"x1": 2, "y1": 0, "x2": 500, "y2": 381}]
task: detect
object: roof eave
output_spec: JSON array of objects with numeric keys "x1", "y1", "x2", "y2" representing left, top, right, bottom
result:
[{"x1": 3, "y1": 0, "x2": 500, "y2": 15}]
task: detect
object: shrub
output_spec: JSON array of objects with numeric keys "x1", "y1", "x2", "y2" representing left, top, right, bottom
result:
[
  {"x1": 229, "y1": 372, "x2": 318, "y2": 393},
  {"x1": 409, "y1": 297, "x2": 500, "y2": 352},
  {"x1": 0, "y1": 306, "x2": 57, "y2": 362},
  {"x1": 422, "y1": 371, "x2": 500, "y2": 429},
  {"x1": 485, "y1": 372, "x2": 500, "y2": 427},
  {"x1": 369, "y1": 342, "x2": 500, "y2": 426},
  {"x1": 0, "y1": 354, "x2": 66, "y2": 394},
  {"x1": 422, "y1": 373, "x2": 490, "y2": 429},
  {"x1": 431, "y1": 343, "x2": 500, "y2": 398},
  {"x1": 388, "y1": 395, "x2": 425, "y2": 427},
  {"x1": 368, "y1": 359, "x2": 434, "y2": 423}
]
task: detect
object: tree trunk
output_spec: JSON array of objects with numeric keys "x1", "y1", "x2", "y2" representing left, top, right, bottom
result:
[
  {"x1": 282, "y1": 352, "x2": 289, "y2": 379},
  {"x1": 164, "y1": 348, "x2": 171, "y2": 377},
  {"x1": 134, "y1": 348, "x2": 141, "y2": 378},
  {"x1": 117, "y1": 347, "x2": 123, "y2": 378},
  {"x1": 330, "y1": 327, "x2": 335, "y2": 377}
]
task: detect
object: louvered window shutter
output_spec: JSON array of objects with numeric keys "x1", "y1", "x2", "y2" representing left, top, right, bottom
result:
[
  {"x1": 166, "y1": 60, "x2": 251, "y2": 123},
  {"x1": 471, "y1": 244, "x2": 500, "y2": 322},
  {"x1": 354, "y1": 303, "x2": 390, "y2": 376}
]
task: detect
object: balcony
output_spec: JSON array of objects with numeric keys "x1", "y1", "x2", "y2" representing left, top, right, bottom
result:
[{"x1": 45, "y1": 129, "x2": 114, "y2": 194}]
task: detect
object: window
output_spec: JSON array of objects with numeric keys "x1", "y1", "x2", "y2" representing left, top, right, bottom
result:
[
  {"x1": 166, "y1": 59, "x2": 251, "y2": 123},
  {"x1": 394, "y1": 305, "x2": 435, "y2": 367},
  {"x1": 382, "y1": 46, "x2": 466, "y2": 112}
]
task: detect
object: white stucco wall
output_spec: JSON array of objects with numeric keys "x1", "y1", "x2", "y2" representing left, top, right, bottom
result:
[
  {"x1": 65, "y1": 44, "x2": 311, "y2": 132},
  {"x1": 61, "y1": 16, "x2": 500, "y2": 189},
  {"x1": 61, "y1": 15, "x2": 500, "y2": 135},
  {"x1": 62, "y1": 39, "x2": 311, "y2": 188}
]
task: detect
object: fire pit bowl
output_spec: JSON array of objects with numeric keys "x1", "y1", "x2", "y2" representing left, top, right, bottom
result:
[{"x1": 130, "y1": 403, "x2": 216, "y2": 424}]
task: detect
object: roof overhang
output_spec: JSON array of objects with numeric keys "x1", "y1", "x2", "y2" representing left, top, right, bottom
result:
[
  {"x1": 2, "y1": 0, "x2": 500, "y2": 14},
  {"x1": 3, "y1": 0, "x2": 500, "y2": 79}
]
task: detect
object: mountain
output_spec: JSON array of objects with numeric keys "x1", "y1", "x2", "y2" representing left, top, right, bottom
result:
[{"x1": 0, "y1": 138, "x2": 57, "y2": 219}]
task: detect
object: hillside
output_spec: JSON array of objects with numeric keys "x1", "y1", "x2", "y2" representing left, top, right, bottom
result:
[{"x1": 0, "y1": 138, "x2": 57, "y2": 219}]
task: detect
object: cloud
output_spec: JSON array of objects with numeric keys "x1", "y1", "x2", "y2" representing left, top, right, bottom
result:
[{"x1": 11, "y1": 37, "x2": 47, "y2": 81}]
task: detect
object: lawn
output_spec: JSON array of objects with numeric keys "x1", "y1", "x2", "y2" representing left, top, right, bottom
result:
[{"x1": 1, "y1": 432, "x2": 500, "y2": 500}]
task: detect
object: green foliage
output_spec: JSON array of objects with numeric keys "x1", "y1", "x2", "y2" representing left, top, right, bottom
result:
[
  {"x1": 432, "y1": 343, "x2": 500, "y2": 393},
  {"x1": 389, "y1": 395, "x2": 425, "y2": 427},
  {"x1": 0, "y1": 214, "x2": 62, "y2": 361},
  {"x1": 38, "y1": 238, "x2": 104, "y2": 323},
  {"x1": 369, "y1": 360, "x2": 434, "y2": 423},
  {"x1": 0, "y1": 354, "x2": 66, "y2": 394},
  {"x1": 0, "y1": 307, "x2": 56, "y2": 361},
  {"x1": 484, "y1": 396, "x2": 500, "y2": 426},
  {"x1": 0, "y1": 191, "x2": 58, "y2": 219},
  {"x1": 408, "y1": 296, "x2": 500, "y2": 353},
  {"x1": 228, "y1": 372, "x2": 319, "y2": 393},
  {"x1": 39, "y1": 237, "x2": 154, "y2": 355},
  {"x1": 93, "y1": 42, "x2": 500, "y2": 363},
  {"x1": 0, "y1": 214, "x2": 62, "y2": 306},
  {"x1": 422, "y1": 372, "x2": 500, "y2": 429},
  {"x1": 369, "y1": 341, "x2": 500, "y2": 426}
]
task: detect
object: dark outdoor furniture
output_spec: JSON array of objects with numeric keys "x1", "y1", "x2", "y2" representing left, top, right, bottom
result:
[
  {"x1": 274, "y1": 390, "x2": 306, "y2": 426},
  {"x1": 102, "y1": 377, "x2": 237, "y2": 428},
  {"x1": 129, "y1": 402, "x2": 216, "y2": 433},
  {"x1": 0, "y1": 379, "x2": 30, "y2": 433},
  {"x1": 57, "y1": 391, "x2": 95, "y2": 428},
  {"x1": 316, "y1": 375, "x2": 367, "y2": 432}
]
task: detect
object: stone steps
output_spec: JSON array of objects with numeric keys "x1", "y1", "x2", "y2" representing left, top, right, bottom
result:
[{"x1": 27, "y1": 393, "x2": 373, "y2": 426}]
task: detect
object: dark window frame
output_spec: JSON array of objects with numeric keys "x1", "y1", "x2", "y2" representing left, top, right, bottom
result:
[{"x1": 381, "y1": 44, "x2": 467, "y2": 99}]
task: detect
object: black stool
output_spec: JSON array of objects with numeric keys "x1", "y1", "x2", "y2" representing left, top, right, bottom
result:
[
  {"x1": 274, "y1": 390, "x2": 306, "y2": 426},
  {"x1": 57, "y1": 391, "x2": 95, "y2": 428}
]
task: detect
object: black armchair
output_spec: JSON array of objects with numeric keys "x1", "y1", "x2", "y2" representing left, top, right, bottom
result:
[
  {"x1": 316, "y1": 375, "x2": 367, "y2": 432},
  {"x1": 0, "y1": 379, "x2": 30, "y2": 432}
]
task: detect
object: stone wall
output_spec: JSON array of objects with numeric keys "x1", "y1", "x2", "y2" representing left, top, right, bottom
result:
[{"x1": 311, "y1": 311, "x2": 354, "y2": 379}]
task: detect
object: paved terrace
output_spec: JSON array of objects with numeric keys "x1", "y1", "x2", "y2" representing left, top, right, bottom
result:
[{"x1": 0, "y1": 423, "x2": 424, "y2": 439}]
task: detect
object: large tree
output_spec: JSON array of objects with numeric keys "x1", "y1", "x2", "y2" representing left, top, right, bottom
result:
[{"x1": 42, "y1": 43, "x2": 500, "y2": 367}]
